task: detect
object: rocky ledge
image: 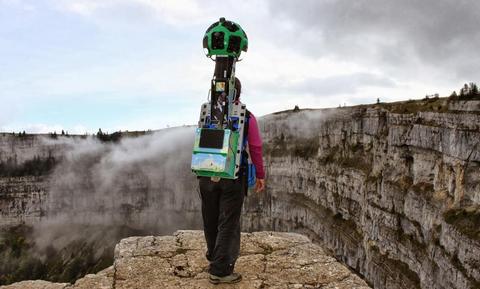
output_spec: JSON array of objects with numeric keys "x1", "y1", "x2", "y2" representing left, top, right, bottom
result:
[{"x1": 1, "y1": 230, "x2": 371, "y2": 289}]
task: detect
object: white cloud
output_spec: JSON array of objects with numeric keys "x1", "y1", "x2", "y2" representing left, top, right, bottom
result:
[
  {"x1": 1, "y1": 123, "x2": 95, "y2": 134},
  {"x1": 1, "y1": 0, "x2": 475, "y2": 132},
  {"x1": 53, "y1": 0, "x2": 211, "y2": 26},
  {"x1": 62, "y1": 1, "x2": 104, "y2": 16},
  {"x1": 2, "y1": 123, "x2": 64, "y2": 134},
  {"x1": 134, "y1": 0, "x2": 208, "y2": 25},
  {"x1": 69, "y1": 124, "x2": 91, "y2": 135}
]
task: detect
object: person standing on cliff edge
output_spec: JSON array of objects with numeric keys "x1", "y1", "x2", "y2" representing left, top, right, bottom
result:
[{"x1": 199, "y1": 78, "x2": 265, "y2": 284}]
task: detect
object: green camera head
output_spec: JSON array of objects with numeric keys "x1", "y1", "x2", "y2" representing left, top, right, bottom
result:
[{"x1": 203, "y1": 17, "x2": 248, "y2": 58}]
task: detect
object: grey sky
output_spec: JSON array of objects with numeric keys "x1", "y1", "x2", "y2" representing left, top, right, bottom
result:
[
  {"x1": 0, "y1": 0, "x2": 478, "y2": 133},
  {"x1": 266, "y1": 0, "x2": 480, "y2": 81}
]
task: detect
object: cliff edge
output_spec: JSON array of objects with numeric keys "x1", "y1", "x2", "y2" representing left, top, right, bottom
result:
[{"x1": 1, "y1": 230, "x2": 371, "y2": 289}]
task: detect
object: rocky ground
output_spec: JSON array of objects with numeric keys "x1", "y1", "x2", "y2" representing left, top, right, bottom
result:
[{"x1": 1, "y1": 230, "x2": 371, "y2": 289}]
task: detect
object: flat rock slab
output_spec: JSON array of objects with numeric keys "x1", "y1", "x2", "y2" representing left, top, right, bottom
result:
[
  {"x1": 0, "y1": 267, "x2": 113, "y2": 289},
  {"x1": 114, "y1": 230, "x2": 370, "y2": 289},
  {"x1": 1, "y1": 230, "x2": 371, "y2": 289},
  {"x1": 0, "y1": 280, "x2": 70, "y2": 289}
]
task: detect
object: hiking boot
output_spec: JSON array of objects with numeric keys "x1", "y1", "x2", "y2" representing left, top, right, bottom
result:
[{"x1": 209, "y1": 272, "x2": 242, "y2": 284}]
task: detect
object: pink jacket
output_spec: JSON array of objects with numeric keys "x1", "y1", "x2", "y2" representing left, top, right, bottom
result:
[{"x1": 247, "y1": 113, "x2": 265, "y2": 179}]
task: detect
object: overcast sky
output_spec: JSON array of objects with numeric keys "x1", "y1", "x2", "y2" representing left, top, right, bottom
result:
[{"x1": 1, "y1": 0, "x2": 479, "y2": 134}]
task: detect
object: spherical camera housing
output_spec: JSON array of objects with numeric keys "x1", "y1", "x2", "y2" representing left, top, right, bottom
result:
[{"x1": 203, "y1": 17, "x2": 248, "y2": 58}]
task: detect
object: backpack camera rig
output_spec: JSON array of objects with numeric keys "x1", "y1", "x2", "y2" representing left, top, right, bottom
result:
[{"x1": 191, "y1": 17, "x2": 249, "y2": 180}]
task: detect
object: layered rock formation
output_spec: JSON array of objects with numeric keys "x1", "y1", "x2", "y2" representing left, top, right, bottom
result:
[
  {"x1": 0, "y1": 176, "x2": 47, "y2": 227},
  {"x1": 1, "y1": 230, "x2": 371, "y2": 289},
  {"x1": 1, "y1": 98, "x2": 479, "y2": 289},
  {"x1": 0, "y1": 134, "x2": 59, "y2": 227},
  {"x1": 244, "y1": 100, "x2": 480, "y2": 289}
]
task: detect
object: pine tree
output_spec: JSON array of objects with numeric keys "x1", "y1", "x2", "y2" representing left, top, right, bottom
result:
[
  {"x1": 470, "y1": 82, "x2": 479, "y2": 95},
  {"x1": 449, "y1": 91, "x2": 458, "y2": 100}
]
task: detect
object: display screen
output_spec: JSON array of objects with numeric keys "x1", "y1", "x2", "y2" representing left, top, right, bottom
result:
[
  {"x1": 215, "y1": 81, "x2": 226, "y2": 92},
  {"x1": 199, "y1": 129, "x2": 225, "y2": 149}
]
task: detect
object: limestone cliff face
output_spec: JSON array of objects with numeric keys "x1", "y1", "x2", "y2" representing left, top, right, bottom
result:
[
  {"x1": 0, "y1": 134, "x2": 60, "y2": 226},
  {"x1": 0, "y1": 176, "x2": 47, "y2": 227},
  {"x1": 1, "y1": 100, "x2": 479, "y2": 289},
  {"x1": 243, "y1": 101, "x2": 480, "y2": 289},
  {"x1": 1, "y1": 230, "x2": 371, "y2": 289}
]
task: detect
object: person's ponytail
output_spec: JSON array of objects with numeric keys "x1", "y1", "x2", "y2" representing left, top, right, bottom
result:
[{"x1": 235, "y1": 77, "x2": 241, "y2": 100}]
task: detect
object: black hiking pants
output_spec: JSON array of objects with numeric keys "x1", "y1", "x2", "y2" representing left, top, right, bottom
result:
[{"x1": 199, "y1": 177, "x2": 245, "y2": 277}]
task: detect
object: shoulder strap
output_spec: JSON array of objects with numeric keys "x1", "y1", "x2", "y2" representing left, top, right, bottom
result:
[
  {"x1": 243, "y1": 110, "x2": 251, "y2": 145},
  {"x1": 240, "y1": 109, "x2": 251, "y2": 164},
  {"x1": 240, "y1": 110, "x2": 251, "y2": 196}
]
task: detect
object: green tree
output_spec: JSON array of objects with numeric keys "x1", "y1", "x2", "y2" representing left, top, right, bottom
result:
[
  {"x1": 470, "y1": 82, "x2": 479, "y2": 95},
  {"x1": 449, "y1": 91, "x2": 458, "y2": 100}
]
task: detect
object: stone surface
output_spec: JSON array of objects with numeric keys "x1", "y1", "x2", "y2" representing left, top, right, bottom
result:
[
  {"x1": 2, "y1": 99, "x2": 480, "y2": 289},
  {"x1": 70, "y1": 266, "x2": 114, "y2": 289},
  {"x1": 0, "y1": 280, "x2": 70, "y2": 289},
  {"x1": 243, "y1": 105, "x2": 480, "y2": 289},
  {"x1": 113, "y1": 230, "x2": 370, "y2": 289},
  {"x1": 0, "y1": 176, "x2": 48, "y2": 227},
  {"x1": 1, "y1": 230, "x2": 370, "y2": 289},
  {"x1": 448, "y1": 100, "x2": 480, "y2": 112}
]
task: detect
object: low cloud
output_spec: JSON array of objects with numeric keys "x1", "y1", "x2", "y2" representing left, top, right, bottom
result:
[{"x1": 33, "y1": 126, "x2": 201, "y2": 252}]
